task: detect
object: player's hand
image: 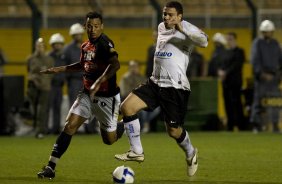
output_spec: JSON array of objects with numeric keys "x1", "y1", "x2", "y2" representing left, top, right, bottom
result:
[
  {"x1": 90, "y1": 80, "x2": 101, "y2": 100},
  {"x1": 175, "y1": 22, "x2": 183, "y2": 32},
  {"x1": 40, "y1": 67, "x2": 59, "y2": 74}
]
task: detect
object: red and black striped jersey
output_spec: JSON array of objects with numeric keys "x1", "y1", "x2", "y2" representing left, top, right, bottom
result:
[{"x1": 80, "y1": 33, "x2": 120, "y2": 97}]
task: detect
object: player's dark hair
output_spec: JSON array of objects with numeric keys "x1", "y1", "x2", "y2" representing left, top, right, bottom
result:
[
  {"x1": 165, "y1": 1, "x2": 183, "y2": 15},
  {"x1": 86, "y1": 12, "x2": 103, "y2": 23},
  {"x1": 227, "y1": 32, "x2": 237, "y2": 39}
]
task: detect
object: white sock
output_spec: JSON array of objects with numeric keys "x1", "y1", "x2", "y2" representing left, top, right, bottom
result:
[
  {"x1": 178, "y1": 131, "x2": 194, "y2": 158},
  {"x1": 124, "y1": 118, "x2": 143, "y2": 154},
  {"x1": 49, "y1": 156, "x2": 59, "y2": 164}
]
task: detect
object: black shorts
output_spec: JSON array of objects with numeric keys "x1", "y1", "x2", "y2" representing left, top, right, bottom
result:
[{"x1": 133, "y1": 79, "x2": 190, "y2": 128}]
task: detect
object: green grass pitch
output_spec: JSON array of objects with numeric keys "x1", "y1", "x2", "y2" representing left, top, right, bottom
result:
[{"x1": 0, "y1": 132, "x2": 282, "y2": 184}]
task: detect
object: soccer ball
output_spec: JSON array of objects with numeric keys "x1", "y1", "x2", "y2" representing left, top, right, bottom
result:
[{"x1": 112, "y1": 165, "x2": 135, "y2": 183}]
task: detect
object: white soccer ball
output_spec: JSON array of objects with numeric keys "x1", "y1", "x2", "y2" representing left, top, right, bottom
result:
[{"x1": 112, "y1": 165, "x2": 135, "y2": 184}]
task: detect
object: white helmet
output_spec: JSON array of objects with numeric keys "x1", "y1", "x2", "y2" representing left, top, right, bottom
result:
[
  {"x1": 212, "y1": 33, "x2": 226, "y2": 45},
  {"x1": 259, "y1": 20, "x2": 275, "y2": 32},
  {"x1": 69, "y1": 23, "x2": 84, "y2": 35},
  {"x1": 49, "y1": 33, "x2": 65, "y2": 45}
]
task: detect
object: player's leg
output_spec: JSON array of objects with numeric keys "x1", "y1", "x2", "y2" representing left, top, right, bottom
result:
[
  {"x1": 37, "y1": 113, "x2": 86, "y2": 179},
  {"x1": 114, "y1": 92, "x2": 147, "y2": 162},
  {"x1": 99, "y1": 119, "x2": 125, "y2": 145},
  {"x1": 161, "y1": 88, "x2": 197, "y2": 176},
  {"x1": 91, "y1": 94, "x2": 124, "y2": 145},
  {"x1": 38, "y1": 93, "x2": 90, "y2": 179},
  {"x1": 115, "y1": 80, "x2": 159, "y2": 162},
  {"x1": 165, "y1": 124, "x2": 198, "y2": 176}
]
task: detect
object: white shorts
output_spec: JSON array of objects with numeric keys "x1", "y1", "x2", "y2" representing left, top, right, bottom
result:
[{"x1": 68, "y1": 92, "x2": 120, "y2": 132}]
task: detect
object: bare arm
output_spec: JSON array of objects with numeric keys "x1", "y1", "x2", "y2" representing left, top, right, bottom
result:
[
  {"x1": 40, "y1": 62, "x2": 83, "y2": 74},
  {"x1": 90, "y1": 55, "x2": 120, "y2": 97}
]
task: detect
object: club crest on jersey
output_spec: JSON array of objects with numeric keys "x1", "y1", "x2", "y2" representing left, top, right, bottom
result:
[
  {"x1": 84, "y1": 51, "x2": 95, "y2": 61},
  {"x1": 155, "y1": 51, "x2": 172, "y2": 58}
]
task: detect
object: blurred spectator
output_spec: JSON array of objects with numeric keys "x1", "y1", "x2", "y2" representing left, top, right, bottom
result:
[
  {"x1": 218, "y1": 32, "x2": 245, "y2": 131},
  {"x1": 27, "y1": 38, "x2": 54, "y2": 138},
  {"x1": 186, "y1": 48, "x2": 205, "y2": 78},
  {"x1": 120, "y1": 60, "x2": 146, "y2": 99},
  {"x1": 250, "y1": 20, "x2": 282, "y2": 133},
  {"x1": 208, "y1": 33, "x2": 226, "y2": 77},
  {"x1": 64, "y1": 23, "x2": 84, "y2": 107},
  {"x1": 145, "y1": 30, "x2": 157, "y2": 78},
  {"x1": 48, "y1": 33, "x2": 66, "y2": 134},
  {"x1": 0, "y1": 48, "x2": 7, "y2": 75}
]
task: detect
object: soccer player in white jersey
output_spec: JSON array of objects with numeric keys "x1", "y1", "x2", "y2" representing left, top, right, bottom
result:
[{"x1": 115, "y1": 1, "x2": 208, "y2": 176}]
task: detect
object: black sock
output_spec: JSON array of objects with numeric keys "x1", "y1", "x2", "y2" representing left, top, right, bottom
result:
[
  {"x1": 176, "y1": 128, "x2": 186, "y2": 143},
  {"x1": 123, "y1": 114, "x2": 138, "y2": 123},
  {"x1": 48, "y1": 161, "x2": 56, "y2": 170},
  {"x1": 51, "y1": 131, "x2": 72, "y2": 159}
]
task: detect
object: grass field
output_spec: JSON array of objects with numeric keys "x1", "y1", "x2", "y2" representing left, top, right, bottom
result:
[{"x1": 0, "y1": 132, "x2": 282, "y2": 184}]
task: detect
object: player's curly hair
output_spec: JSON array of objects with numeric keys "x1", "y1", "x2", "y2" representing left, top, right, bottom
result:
[
  {"x1": 165, "y1": 1, "x2": 183, "y2": 15},
  {"x1": 86, "y1": 12, "x2": 103, "y2": 23}
]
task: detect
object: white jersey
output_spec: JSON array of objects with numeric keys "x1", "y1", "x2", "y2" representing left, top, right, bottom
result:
[{"x1": 150, "y1": 20, "x2": 208, "y2": 90}]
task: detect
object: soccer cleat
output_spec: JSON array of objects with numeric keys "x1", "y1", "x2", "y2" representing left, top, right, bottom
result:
[
  {"x1": 37, "y1": 166, "x2": 55, "y2": 179},
  {"x1": 187, "y1": 148, "x2": 198, "y2": 176},
  {"x1": 115, "y1": 150, "x2": 145, "y2": 163}
]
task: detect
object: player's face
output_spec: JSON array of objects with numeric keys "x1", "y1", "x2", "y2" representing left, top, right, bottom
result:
[
  {"x1": 163, "y1": 7, "x2": 182, "y2": 29},
  {"x1": 86, "y1": 18, "x2": 103, "y2": 41}
]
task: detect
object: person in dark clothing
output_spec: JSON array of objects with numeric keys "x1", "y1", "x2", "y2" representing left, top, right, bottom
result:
[
  {"x1": 250, "y1": 20, "x2": 282, "y2": 133},
  {"x1": 48, "y1": 33, "x2": 66, "y2": 134},
  {"x1": 0, "y1": 48, "x2": 7, "y2": 75},
  {"x1": 186, "y1": 48, "x2": 205, "y2": 78},
  {"x1": 145, "y1": 30, "x2": 157, "y2": 78},
  {"x1": 218, "y1": 32, "x2": 245, "y2": 131},
  {"x1": 64, "y1": 23, "x2": 84, "y2": 108},
  {"x1": 208, "y1": 33, "x2": 226, "y2": 77}
]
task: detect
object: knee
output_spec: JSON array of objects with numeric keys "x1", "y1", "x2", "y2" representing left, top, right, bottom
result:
[
  {"x1": 63, "y1": 122, "x2": 78, "y2": 135},
  {"x1": 102, "y1": 138, "x2": 115, "y2": 145},
  {"x1": 167, "y1": 127, "x2": 181, "y2": 139}
]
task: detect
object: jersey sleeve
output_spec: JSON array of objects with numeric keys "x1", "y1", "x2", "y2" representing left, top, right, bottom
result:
[
  {"x1": 100, "y1": 36, "x2": 118, "y2": 59},
  {"x1": 182, "y1": 21, "x2": 208, "y2": 48}
]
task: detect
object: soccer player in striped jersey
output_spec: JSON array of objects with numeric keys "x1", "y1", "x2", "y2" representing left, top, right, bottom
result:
[{"x1": 37, "y1": 12, "x2": 124, "y2": 179}]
